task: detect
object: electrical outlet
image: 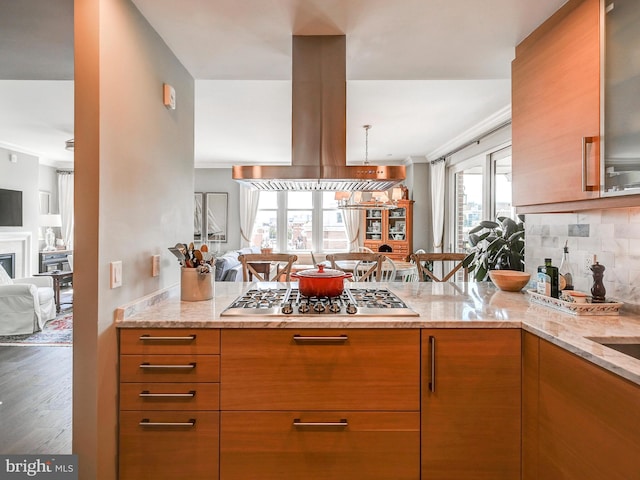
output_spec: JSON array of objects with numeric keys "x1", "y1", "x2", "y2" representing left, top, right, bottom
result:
[
  {"x1": 152, "y1": 255, "x2": 160, "y2": 277},
  {"x1": 110, "y1": 261, "x2": 123, "y2": 288},
  {"x1": 582, "y1": 253, "x2": 596, "y2": 275}
]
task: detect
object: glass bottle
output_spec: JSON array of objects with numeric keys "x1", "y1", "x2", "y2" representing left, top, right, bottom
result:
[
  {"x1": 537, "y1": 258, "x2": 559, "y2": 298},
  {"x1": 558, "y1": 241, "x2": 574, "y2": 291}
]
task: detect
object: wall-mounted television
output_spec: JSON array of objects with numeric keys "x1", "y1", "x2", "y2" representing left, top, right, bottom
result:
[{"x1": 0, "y1": 189, "x2": 23, "y2": 227}]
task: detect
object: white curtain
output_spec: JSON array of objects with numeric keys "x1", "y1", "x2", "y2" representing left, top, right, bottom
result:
[
  {"x1": 57, "y1": 172, "x2": 74, "y2": 250},
  {"x1": 239, "y1": 186, "x2": 259, "y2": 248},
  {"x1": 430, "y1": 160, "x2": 446, "y2": 253},
  {"x1": 342, "y1": 208, "x2": 361, "y2": 251}
]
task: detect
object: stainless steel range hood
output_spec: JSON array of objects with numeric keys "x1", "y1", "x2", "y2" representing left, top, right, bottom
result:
[{"x1": 232, "y1": 35, "x2": 406, "y2": 191}]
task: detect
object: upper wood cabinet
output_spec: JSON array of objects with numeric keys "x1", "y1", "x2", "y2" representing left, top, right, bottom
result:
[
  {"x1": 363, "y1": 199, "x2": 414, "y2": 261},
  {"x1": 512, "y1": 0, "x2": 601, "y2": 210}
]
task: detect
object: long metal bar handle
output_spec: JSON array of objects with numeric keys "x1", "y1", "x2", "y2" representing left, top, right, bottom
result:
[
  {"x1": 139, "y1": 419, "x2": 196, "y2": 427},
  {"x1": 139, "y1": 362, "x2": 196, "y2": 369},
  {"x1": 582, "y1": 136, "x2": 594, "y2": 192},
  {"x1": 293, "y1": 418, "x2": 348, "y2": 427},
  {"x1": 293, "y1": 335, "x2": 348, "y2": 343},
  {"x1": 429, "y1": 335, "x2": 436, "y2": 393},
  {"x1": 139, "y1": 390, "x2": 196, "y2": 398},
  {"x1": 139, "y1": 335, "x2": 196, "y2": 341}
]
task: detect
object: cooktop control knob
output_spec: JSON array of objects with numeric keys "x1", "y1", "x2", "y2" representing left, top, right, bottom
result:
[
  {"x1": 299, "y1": 303, "x2": 310, "y2": 313},
  {"x1": 346, "y1": 303, "x2": 358, "y2": 314},
  {"x1": 328, "y1": 303, "x2": 341, "y2": 313},
  {"x1": 281, "y1": 303, "x2": 293, "y2": 315},
  {"x1": 313, "y1": 303, "x2": 326, "y2": 313}
]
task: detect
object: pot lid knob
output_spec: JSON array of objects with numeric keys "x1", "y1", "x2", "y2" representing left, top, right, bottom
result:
[{"x1": 317, "y1": 264, "x2": 325, "y2": 273}]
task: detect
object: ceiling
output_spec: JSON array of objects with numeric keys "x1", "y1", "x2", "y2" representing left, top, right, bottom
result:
[{"x1": 0, "y1": 0, "x2": 567, "y2": 168}]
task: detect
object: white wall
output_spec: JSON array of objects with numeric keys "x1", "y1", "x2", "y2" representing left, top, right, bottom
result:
[
  {"x1": 0, "y1": 147, "x2": 41, "y2": 272},
  {"x1": 74, "y1": 0, "x2": 194, "y2": 477}
]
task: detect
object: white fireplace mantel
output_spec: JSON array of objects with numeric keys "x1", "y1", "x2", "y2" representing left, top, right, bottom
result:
[{"x1": 0, "y1": 232, "x2": 33, "y2": 278}]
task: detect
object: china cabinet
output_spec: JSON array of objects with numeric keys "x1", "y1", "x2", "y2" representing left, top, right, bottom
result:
[{"x1": 363, "y1": 199, "x2": 413, "y2": 261}]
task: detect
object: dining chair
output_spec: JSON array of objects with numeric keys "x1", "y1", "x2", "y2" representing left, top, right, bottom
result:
[
  {"x1": 238, "y1": 253, "x2": 298, "y2": 282},
  {"x1": 410, "y1": 253, "x2": 469, "y2": 282},
  {"x1": 378, "y1": 256, "x2": 397, "y2": 282},
  {"x1": 326, "y1": 253, "x2": 383, "y2": 282},
  {"x1": 351, "y1": 246, "x2": 374, "y2": 253}
]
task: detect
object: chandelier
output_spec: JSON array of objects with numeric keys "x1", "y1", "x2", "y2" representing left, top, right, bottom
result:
[
  {"x1": 335, "y1": 125, "x2": 403, "y2": 210},
  {"x1": 335, "y1": 187, "x2": 403, "y2": 210}
]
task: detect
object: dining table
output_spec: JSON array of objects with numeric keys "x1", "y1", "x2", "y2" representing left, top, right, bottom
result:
[{"x1": 334, "y1": 260, "x2": 417, "y2": 281}]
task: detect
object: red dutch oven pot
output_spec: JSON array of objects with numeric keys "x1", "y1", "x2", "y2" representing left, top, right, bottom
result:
[{"x1": 291, "y1": 264, "x2": 353, "y2": 297}]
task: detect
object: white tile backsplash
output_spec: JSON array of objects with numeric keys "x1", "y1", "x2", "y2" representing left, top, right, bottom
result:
[{"x1": 525, "y1": 208, "x2": 640, "y2": 312}]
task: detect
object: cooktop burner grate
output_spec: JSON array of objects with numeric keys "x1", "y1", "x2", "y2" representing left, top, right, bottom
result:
[{"x1": 221, "y1": 286, "x2": 418, "y2": 317}]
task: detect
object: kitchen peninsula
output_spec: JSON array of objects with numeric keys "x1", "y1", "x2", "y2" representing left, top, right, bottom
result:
[{"x1": 115, "y1": 282, "x2": 640, "y2": 480}]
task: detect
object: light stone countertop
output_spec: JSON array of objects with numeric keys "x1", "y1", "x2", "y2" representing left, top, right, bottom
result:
[{"x1": 115, "y1": 281, "x2": 640, "y2": 386}]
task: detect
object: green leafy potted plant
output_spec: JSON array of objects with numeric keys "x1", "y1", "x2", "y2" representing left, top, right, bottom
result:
[{"x1": 462, "y1": 215, "x2": 525, "y2": 282}]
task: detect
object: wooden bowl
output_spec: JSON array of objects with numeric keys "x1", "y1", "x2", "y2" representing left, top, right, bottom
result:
[{"x1": 489, "y1": 270, "x2": 531, "y2": 292}]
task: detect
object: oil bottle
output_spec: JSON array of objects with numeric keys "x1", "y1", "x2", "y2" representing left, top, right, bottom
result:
[{"x1": 537, "y1": 258, "x2": 559, "y2": 298}]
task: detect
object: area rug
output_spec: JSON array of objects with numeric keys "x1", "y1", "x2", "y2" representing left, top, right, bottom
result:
[{"x1": 0, "y1": 312, "x2": 73, "y2": 347}]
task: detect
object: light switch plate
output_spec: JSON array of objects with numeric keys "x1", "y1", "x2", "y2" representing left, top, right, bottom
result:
[
  {"x1": 152, "y1": 255, "x2": 160, "y2": 277},
  {"x1": 163, "y1": 83, "x2": 176, "y2": 110},
  {"x1": 110, "y1": 261, "x2": 123, "y2": 288}
]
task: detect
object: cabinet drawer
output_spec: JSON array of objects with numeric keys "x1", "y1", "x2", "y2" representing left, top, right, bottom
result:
[
  {"x1": 120, "y1": 328, "x2": 220, "y2": 355},
  {"x1": 119, "y1": 410, "x2": 219, "y2": 480},
  {"x1": 221, "y1": 329, "x2": 420, "y2": 410},
  {"x1": 120, "y1": 383, "x2": 219, "y2": 411},
  {"x1": 220, "y1": 411, "x2": 419, "y2": 480},
  {"x1": 120, "y1": 355, "x2": 220, "y2": 383}
]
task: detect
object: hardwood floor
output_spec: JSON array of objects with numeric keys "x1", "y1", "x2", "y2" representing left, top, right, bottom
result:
[{"x1": 0, "y1": 345, "x2": 72, "y2": 454}]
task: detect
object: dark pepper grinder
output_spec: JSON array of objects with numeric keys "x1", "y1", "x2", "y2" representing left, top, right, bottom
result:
[{"x1": 590, "y1": 260, "x2": 606, "y2": 303}]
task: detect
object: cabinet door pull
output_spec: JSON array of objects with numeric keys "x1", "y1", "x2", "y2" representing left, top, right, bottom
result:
[
  {"x1": 139, "y1": 418, "x2": 196, "y2": 427},
  {"x1": 139, "y1": 390, "x2": 196, "y2": 398},
  {"x1": 582, "y1": 136, "x2": 595, "y2": 191},
  {"x1": 429, "y1": 335, "x2": 436, "y2": 393},
  {"x1": 292, "y1": 334, "x2": 348, "y2": 343},
  {"x1": 139, "y1": 362, "x2": 196, "y2": 369},
  {"x1": 293, "y1": 418, "x2": 348, "y2": 427},
  {"x1": 139, "y1": 334, "x2": 196, "y2": 341}
]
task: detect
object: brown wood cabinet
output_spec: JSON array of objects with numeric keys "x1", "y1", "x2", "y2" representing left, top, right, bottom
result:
[
  {"x1": 363, "y1": 199, "x2": 413, "y2": 261},
  {"x1": 119, "y1": 328, "x2": 220, "y2": 480},
  {"x1": 421, "y1": 329, "x2": 521, "y2": 480},
  {"x1": 523, "y1": 333, "x2": 640, "y2": 480},
  {"x1": 512, "y1": 0, "x2": 601, "y2": 210},
  {"x1": 220, "y1": 329, "x2": 420, "y2": 479}
]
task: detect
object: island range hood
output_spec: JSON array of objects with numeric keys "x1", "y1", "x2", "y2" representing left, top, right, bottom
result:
[{"x1": 232, "y1": 35, "x2": 406, "y2": 191}]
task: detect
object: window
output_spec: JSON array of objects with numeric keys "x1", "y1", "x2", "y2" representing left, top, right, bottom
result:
[
  {"x1": 251, "y1": 191, "x2": 348, "y2": 253},
  {"x1": 252, "y1": 191, "x2": 277, "y2": 248},
  {"x1": 449, "y1": 146, "x2": 513, "y2": 252},
  {"x1": 287, "y1": 192, "x2": 313, "y2": 251},
  {"x1": 321, "y1": 192, "x2": 348, "y2": 251}
]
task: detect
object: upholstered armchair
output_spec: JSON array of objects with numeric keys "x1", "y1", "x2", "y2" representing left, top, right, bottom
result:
[{"x1": 0, "y1": 266, "x2": 56, "y2": 336}]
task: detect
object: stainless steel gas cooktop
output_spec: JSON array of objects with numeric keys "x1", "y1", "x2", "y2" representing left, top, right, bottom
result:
[{"x1": 221, "y1": 286, "x2": 419, "y2": 317}]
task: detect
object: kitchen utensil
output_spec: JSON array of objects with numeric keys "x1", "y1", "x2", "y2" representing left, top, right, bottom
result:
[
  {"x1": 291, "y1": 264, "x2": 352, "y2": 297},
  {"x1": 193, "y1": 249, "x2": 203, "y2": 266},
  {"x1": 168, "y1": 247, "x2": 186, "y2": 265}
]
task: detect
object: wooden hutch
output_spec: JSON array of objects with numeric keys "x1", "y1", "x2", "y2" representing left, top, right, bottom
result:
[{"x1": 363, "y1": 199, "x2": 414, "y2": 261}]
